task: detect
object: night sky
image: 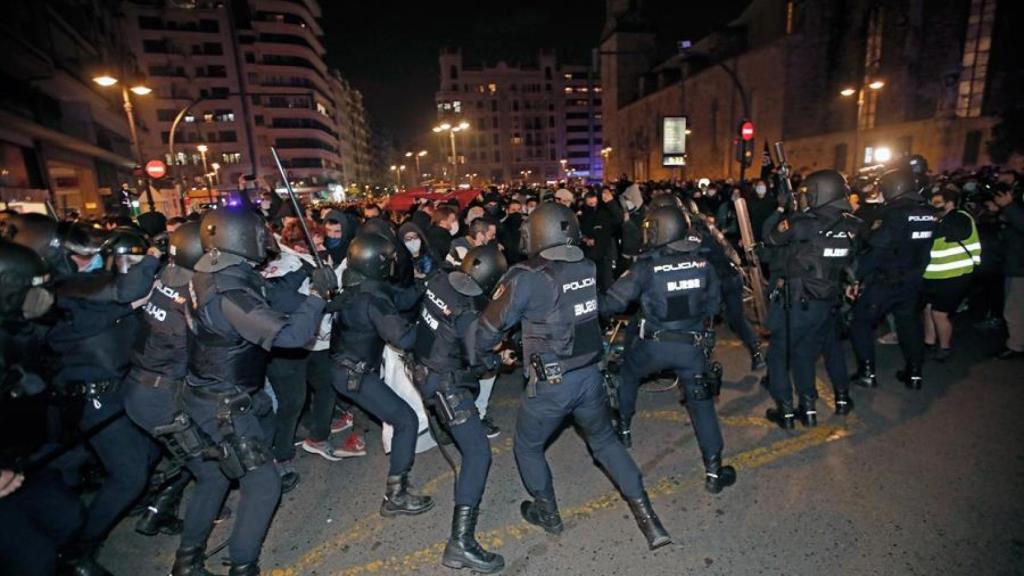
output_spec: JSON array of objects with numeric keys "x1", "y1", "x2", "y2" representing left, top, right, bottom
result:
[{"x1": 320, "y1": 0, "x2": 751, "y2": 148}]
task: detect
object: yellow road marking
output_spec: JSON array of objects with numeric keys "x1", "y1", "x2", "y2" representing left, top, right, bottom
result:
[{"x1": 293, "y1": 425, "x2": 851, "y2": 576}]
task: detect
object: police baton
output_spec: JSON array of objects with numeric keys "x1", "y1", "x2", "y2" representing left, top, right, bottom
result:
[{"x1": 269, "y1": 146, "x2": 326, "y2": 269}]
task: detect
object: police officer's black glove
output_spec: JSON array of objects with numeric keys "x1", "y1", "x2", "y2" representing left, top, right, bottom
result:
[{"x1": 309, "y1": 266, "x2": 338, "y2": 298}]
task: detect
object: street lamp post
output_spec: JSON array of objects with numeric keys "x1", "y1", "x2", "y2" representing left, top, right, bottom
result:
[
  {"x1": 840, "y1": 80, "x2": 884, "y2": 171},
  {"x1": 559, "y1": 158, "x2": 567, "y2": 181},
  {"x1": 93, "y1": 74, "x2": 155, "y2": 211},
  {"x1": 390, "y1": 164, "x2": 406, "y2": 189},
  {"x1": 600, "y1": 147, "x2": 613, "y2": 182},
  {"x1": 432, "y1": 122, "x2": 469, "y2": 184},
  {"x1": 211, "y1": 162, "x2": 221, "y2": 186},
  {"x1": 197, "y1": 144, "x2": 213, "y2": 203}
]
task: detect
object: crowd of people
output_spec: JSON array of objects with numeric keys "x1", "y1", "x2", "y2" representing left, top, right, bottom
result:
[{"x1": 0, "y1": 154, "x2": 1021, "y2": 576}]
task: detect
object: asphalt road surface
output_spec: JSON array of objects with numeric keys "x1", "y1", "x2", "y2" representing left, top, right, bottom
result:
[{"x1": 102, "y1": 323, "x2": 1024, "y2": 576}]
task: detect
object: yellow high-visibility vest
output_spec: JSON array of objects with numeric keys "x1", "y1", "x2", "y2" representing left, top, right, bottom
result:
[{"x1": 923, "y1": 209, "x2": 981, "y2": 280}]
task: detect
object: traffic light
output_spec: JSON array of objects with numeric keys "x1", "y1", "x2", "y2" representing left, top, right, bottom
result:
[{"x1": 740, "y1": 120, "x2": 755, "y2": 141}]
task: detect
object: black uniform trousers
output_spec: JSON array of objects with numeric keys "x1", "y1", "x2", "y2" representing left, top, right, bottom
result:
[
  {"x1": 79, "y1": 385, "x2": 160, "y2": 543},
  {"x1": 514, "y1": 364, "x2": 644, "y2": 502},
  {"x1": 0, "y1": 470, "x2": 83, "y2": 576},
  {"x1": 423, "y1": 371, "x2": 491, "y2": 507},
  {"x1": 618, "y1": 340, "x2": 724, "y2": 458},
  {"x1": 765, "y1": 298, "x2": 835, "y2": 403},
  {"x1": 332, "y1": 366, "x2": 417, "y2": 476},
  {"x1": 305, "y1": 349, "x2": 339, "y2": 443},
  {"x1": 721, "y1": 272, "x2": 760, "y2": 353},
  {"x1": 181, "y1": 387, "x2": 281, "y2": 565},
  {"x1": 266, "y1": 348, "x2": 311, "y2": 462},
  {"x1": 850, "y1": 280, "x2": 926, "y2": 368}
]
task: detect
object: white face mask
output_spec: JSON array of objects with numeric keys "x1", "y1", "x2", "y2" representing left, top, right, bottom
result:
[
  {"x1": 404, "y1": 238, "x2": 422, "y2": 256},
  {"x1": 448, "y1": 223, "x2": 459, "y2": 237},
  {"x1": 755, "y1": 184, "x2": 767, "y2": 197}
]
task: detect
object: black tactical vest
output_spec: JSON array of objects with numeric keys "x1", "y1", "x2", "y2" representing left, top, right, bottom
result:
[
  {"x1": 785, "y1": 212, "x2": 859, "y2": 301},
  {"x1": 414, "y1": 273, "x2": 472, "y2": 373},
  {"x1": 133, "y1": 265, "x2": 191, "y2": 380},
  {"x1": 876, "y1": 198, "x2": 939, "y2": 278},
  {"x1": 186, "y1": 264, "x2": 269, "y2": 391},
  {"x1": 639, "y1": 246, "x2": 710, "y2": 332},
  {"x1": 520, "y1": 258, "x2": 603, "y2": 372},
  {"x1": 330, "y1": 280, "x2": 388, "y2": 365}
]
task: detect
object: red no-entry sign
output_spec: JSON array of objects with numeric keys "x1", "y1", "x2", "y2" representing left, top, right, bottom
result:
[
  {"x1": 740, "y1": 120, "x2": 755, "y2": 141},
  {"x1": 145, "y1": 160, "x2": 167, "y2": 179}
]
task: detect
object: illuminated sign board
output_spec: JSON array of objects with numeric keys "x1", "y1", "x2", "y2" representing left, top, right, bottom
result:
[{"x1": 662, "y1": 116, "x2": 687, "y2": 167}]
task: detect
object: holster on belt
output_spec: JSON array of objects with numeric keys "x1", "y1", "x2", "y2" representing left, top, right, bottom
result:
[
  {"x1": 205, "y1": 391, "x2": 270, "y2": 480},
  {"x1": 335, "y1": 357, "x2": 369, "y2": 392},
  {"x1": 419, "y1": 366, "x2": 474, "y2": 427}
]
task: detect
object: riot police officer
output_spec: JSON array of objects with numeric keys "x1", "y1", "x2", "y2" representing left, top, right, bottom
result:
[
  {"x1": 182, "y1": 207, "x2": 334, "y2": 576},
  {"x1": 0, "y1": 240, "x2": 85, "y2": 576},
  {"x1": 123, "y1": 221, "x2": 205, "y2": 539},
  {"x1": 762, "y1": 170, "x2": 861, "y2": 427},
  {"x1": 849, "y1": 169, "x2": 939, "y2": 389},
  {"x1": 412, "y1": 245, "x2": 507, "y2": 573},
  {"x1": 601, "y1": 205, "x2": 737, "y2": 493},
  {"x1": 471, "y1": 202, "x2": 671, "y2": 550},
  {"x1": 651, "y1": 194, "x2": 765, "y2": 371},
  {"x1": 329, "y1": 232, "x2": 433, "y2": 518},
  {"x1": 48, "y1": 226, "x2": 162, "y2": 576}
]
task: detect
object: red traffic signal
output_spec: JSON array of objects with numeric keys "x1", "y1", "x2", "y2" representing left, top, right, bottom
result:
[{"x1": 740, "y1": 120, "x2": 755, "y2": 141}]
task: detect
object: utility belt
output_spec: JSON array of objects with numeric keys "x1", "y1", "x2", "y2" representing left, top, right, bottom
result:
[
  {"x1": 333, "y1": 355, "x2": 370, "y2": 393},
  {"x1": 638, "y1": 319, "x2": 715, "y2": 350},
  {"x1": 526, "y1": 353, "x2": 567, "y2": 398},
  {"x1": 64, "y1": 379, "x2": 121, "y2": 398},
  {"x1": 411, "y1": 363, "x2": 476, "y2": 428},
  {"x1": 185, "y1": 386, "x2": 272, "y2": 480},
  {"x1": 129, "y1": 367, "x2": 184, "y2": 390}
]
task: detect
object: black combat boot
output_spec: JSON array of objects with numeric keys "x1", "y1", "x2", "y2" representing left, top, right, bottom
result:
[
  {"x1": 702, "y1": 453, "x2": 737, "y2": 494},
  {"x1": 227, "y1": 562, "x2": 259, "y2": 576},
  {"x1": 61, "y1": 540, "x2": 113, "y2": 576},
  {"x1": 796, "y1": 395, "x2": 817, "y2": 427},
  {"x1": 441, "y1": 505, "x2": 505, "y2": 573},
  {"x1": 171, "y1": 546, "x2": 221, "y2": 576},
  {"x1": 520, "y1": 498, "x2": 563, "y2": 535},
  {"x1": 834, "y1": 389, "x2": 854, "y2": 415},
  {"x1": 626, "y1": 492, "x2": 671, "y2": 550},
  {"x1": 380, "y1": 473, "x2": 434, "y2": 517},
  {"x1": 897, "y1": 364, "x2": 923, "y2": 390},
  {"x1": 765, "y1": 400, "x2": 796, "y2": 429},
  {"x1": 852, "y1": 361, "x2": 878, "y2": 388},
  {"x1": 136, "y1": 472, "x2": 189, "y2": 536},
  {"x1": 750, "y1": 347, "x2": 767, "y2": 371},
  {"x1": 617, "y1": 416, "x2": 633, "y2": 448}
]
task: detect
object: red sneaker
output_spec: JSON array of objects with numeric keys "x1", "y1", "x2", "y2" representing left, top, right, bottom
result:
[
  {"x1": 331, "y1": 411, "x2": 354, "y2": 434},
  {"x1": 340, "y1": 432, "x2": 367, "y2": 456}
]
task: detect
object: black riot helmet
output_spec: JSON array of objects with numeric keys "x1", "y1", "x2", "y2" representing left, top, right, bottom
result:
[
  {"x1": 345, "y1": 233, "x2": 396, "y2": 284},
  {"x1": 641, "y1": 205, "x2": 689, "y2": 250},
  {"x1": 200, "y1": 206, "x2": 272, "y2": 263},
  {"x1": 797, "y1": 170, "x2": 850, "y2": 211},
  {"x1": 878, "y1": 169, "x2": 917, "y2": 202},
  {"x1": 103, "y1": 226, "x2": 150, "y2": 274},
  {"x1": 0, "y1": 239, "x2": 53, "y2": 321},
  {"x1": 524, "y1": 202, "x2": 582, "y2": 261},
  {"x1": 60, "y1": 221, "x2": 106, "y2": 257},
  {"x1": 168, "y1": 221, "x2": 204, "y2": 270},
  {"x1": 5, "y1": 213, "x2": 60, "y2": 258},
  {"x1": 647, "y1": 193, "x2": 684, "y2": 211},
  {"x1": 450, "y1": 244, "x2": 508, "y2": 297}
]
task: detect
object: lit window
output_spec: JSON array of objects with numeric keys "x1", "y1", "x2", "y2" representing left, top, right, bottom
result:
[
  {"x1": 564, "y1": 73, "x2": 572, "y2": 80},
  {"x1": 487, "y1": 83, "x2": 497, "y2": 94},
  {"x1": 785, "y1": 0, "x2": 794, "y2": 34},
  {"x1": 316, "y1": 101, "x2": 328, "y2": 116},
  {"x1": 956, "y1": 0, "x2": 995, "y2": 118},
  {"x1": 203, "y1": 112, "x2": 214, "y2": 123},
  {"x1": 564, "y1": 87, "x2": 573, "y2": 94},
  {"x1": 183, "y1": 115, "x2": 195, "y2": 123},
  {"x1": 453, "y1": 101, "x2": 462, "y2": 113}
]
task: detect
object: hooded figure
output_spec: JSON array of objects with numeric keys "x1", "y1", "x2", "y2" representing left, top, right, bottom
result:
[
  {"x1": 398, "y1": 220, "x2": 437, "y2": 279},
  {"x1": 322, "y1": 209, "x2": 357, "y2": 266}
]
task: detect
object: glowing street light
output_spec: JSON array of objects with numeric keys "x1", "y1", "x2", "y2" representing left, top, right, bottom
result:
[
  {"x1": 840, "y1": 79, "x2": 886, "y2": 169},
  {"x1": 94, "y1": 73, "x2": 155, "y2": 210},
  {"x1": 432, "y1": 122, "x2": 469, "y2": 181}
]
